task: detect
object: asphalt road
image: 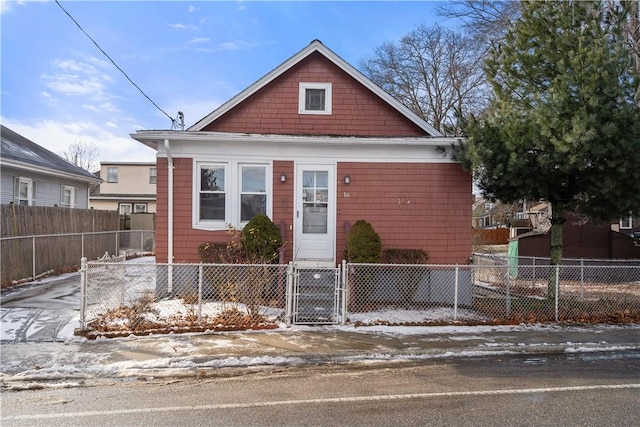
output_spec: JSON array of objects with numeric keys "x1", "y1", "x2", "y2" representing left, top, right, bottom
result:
[{"x1": 2, "y1": 351, "x2": 639, "y2": 426}]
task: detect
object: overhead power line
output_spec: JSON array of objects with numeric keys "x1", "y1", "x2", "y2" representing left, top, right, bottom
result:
[{"x1": 54, "y1": 0, "x2": 175, "y2": 124}]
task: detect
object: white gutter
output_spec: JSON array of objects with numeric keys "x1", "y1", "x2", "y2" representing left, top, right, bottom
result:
[{"x1": 164, "y1": 138, "x2": 174, "y2": 293}]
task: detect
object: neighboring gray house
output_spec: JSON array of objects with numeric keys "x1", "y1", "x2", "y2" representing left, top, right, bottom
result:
[{"x1": 1, "y1": 125, "x2": 101, "y2": 208}]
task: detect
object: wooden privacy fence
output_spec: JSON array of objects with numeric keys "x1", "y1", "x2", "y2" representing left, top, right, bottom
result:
[
  {"x1": 1, "y1": 205, "x2": 122, "y2": 286},
  {"x1": 0, "y1": 230, "x2": 155, "y2": 286},
  {"x1": 1, "y1": 204, "x2": 119, "y2": 238},
  {"x1": 473, "y1": 227, "x2": 509, "y2": 245}
]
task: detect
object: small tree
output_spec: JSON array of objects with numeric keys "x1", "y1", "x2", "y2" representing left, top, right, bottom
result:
[
  {"x1": 241, "y1": 214, "x2": 283, "y2": 264},
  {"x1": 462, "y1": 1, "x2": 640, "y2": 297},
  {"x1": 344, "y1": 220, "x2": 382, "y2": 263}
]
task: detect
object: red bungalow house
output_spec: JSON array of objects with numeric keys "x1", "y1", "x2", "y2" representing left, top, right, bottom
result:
[{"x1": 131, "y1": 40, "x2": 472, "y2": 267}]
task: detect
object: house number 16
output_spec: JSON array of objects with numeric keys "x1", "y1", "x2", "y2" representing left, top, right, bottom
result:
[{"x1": 343, "y1": 192, "x2": 350, "y2": 198}]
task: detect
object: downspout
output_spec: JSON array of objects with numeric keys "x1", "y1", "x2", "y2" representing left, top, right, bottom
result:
[{"x1": 164, "y1": 138, "x2": 174, "y2": 294}]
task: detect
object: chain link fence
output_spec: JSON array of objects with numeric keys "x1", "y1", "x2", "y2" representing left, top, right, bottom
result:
[
  {"x1": 80, "y1": 259, "x2": 288, "y2": 334},
  {"x1": 1, "y1": 230, "x2": 155, "y2": 285},
  {"x1": 78, "y1": 257, "x2": 640, "y2": 336}
]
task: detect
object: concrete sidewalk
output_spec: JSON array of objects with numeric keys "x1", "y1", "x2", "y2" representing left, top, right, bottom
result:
[{"x1": 1, "y1": 323, "x2": 639, "y2": 388}]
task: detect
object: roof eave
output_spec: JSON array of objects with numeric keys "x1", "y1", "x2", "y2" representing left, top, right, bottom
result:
[
  {"x1": 1, "y1": 158, "x2": 103, "y2": 184},
  {"x1": 131, "y1": 130, "x2": 462, "y2": 147}
]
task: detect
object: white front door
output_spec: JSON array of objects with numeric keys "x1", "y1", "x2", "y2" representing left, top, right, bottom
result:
[{"x1": 294, "y1": 164, "x2": 336, "y2": 264}]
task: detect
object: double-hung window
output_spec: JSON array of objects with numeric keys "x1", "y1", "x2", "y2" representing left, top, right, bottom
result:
[
  {"x1": 107, "y1": 167, "x2": 118, "y2": 183},
  {"x1": 195, "y1": 161, "x2": 270, "y2": 229},
  {"x1": 199, "y1": 164, "x2": 227, "y2": 223},
  {"x1": 15, "y1": 177, "x2": 35, "y2": 206},
  {"x1": 61, "y1": 185, "x2": 76, "y2": 208},
  {"x1": 240, "y1": 165, "x2": 267, "y2": 222}
]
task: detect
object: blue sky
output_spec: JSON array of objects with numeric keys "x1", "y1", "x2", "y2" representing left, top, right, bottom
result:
[{"x1": 1, "y1": 0, "x2": 451, "y2": 167}]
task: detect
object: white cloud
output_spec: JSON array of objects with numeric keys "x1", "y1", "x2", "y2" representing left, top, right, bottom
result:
[
  {"x1": 0, "y1": 0, "x2": 45, "y2": 15},
  {"x1": 187, "y1": 5, "x2": 198, "y2": 13},
  {"x1": 42, "y1": 58, "x2": 114, "y2": 104},
  {"x1": 188, "y1": 37, "x2": 210, "y2": 44}
]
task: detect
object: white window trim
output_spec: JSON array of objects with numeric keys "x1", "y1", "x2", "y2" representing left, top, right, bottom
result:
[
  {"x1": 620, "y1": 215, "x2": 633, "y2": 229},
  {"x1": 193, "y1": 159, "x2": 272, "y2": 231},
  {"x1": 61, "y1": 185, "x2": 76, "y2": 208},
  {"x1": 239, "y1": 163, "x2": 269, "y2": 226},
  {"x1": 298, "y1": 82, "x2": 332, "y2": 115},
  {"x1": 149, "y1": 168, "x2": 157, "y2": 184},
  {"x1": 119, "y1": 203, "x2": 132, "y2": 215},
  {"x1": 18, "y1": 177, "x2": 34, "y2": 206},
  {"x1": 107, "y1": 167, "x2": 119, "y2": 183},
  {"x1": 134, "y1": 203, "x2": 148, "y2": 213}
]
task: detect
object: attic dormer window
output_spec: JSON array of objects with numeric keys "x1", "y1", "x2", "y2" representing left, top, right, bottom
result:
[{"x1": 299, "y1": 82, "x2": 332, "y2": 115}]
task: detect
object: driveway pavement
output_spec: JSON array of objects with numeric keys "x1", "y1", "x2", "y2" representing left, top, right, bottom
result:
[{"x1": 0, "y1": 272, "x2": 81, "y2": 343}]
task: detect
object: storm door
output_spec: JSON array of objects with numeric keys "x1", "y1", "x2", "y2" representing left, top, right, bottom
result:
[{"x1": 294, "y1": 165, "x2": 335, "y2": 263}]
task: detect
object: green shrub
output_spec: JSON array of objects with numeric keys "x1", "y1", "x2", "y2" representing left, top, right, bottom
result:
[
  {"x1": 381, "y1": 248, "x2": 428, "y2": 305},
  {"x1": 345, "y1": 220, "x2": 382, "y2": 263},
  {"x1": 382, "y1": 248, "x2": 428, "y2": 264},
  {"x1": 241, "y1": 214, "x2": 283, "y2": 263}
]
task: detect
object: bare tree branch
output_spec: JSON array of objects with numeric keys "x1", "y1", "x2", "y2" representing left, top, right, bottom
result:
[
  {"x1": 360, "y1": 24, "x2": 488, "y2": 135},
  {"x1": 60, "y1": 142, "x2": 100, "y2": 173}
]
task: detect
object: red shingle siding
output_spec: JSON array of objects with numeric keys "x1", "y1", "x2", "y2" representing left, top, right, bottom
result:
[
  {"x1": 158, "y1": 159, "x2": 471, "y2": 265},
  {"x1": 336, "y1": 163, "x2": 472, "y2": 264},
  {"x1": 272, "y1": 161, "x2": 294, "y2": 261},
  {"x1": 202, "y1": 52, "x2": 426, "y2": 137},
  {"x1": 155, "y1": 157, "x2": 168, "y2": 262},
  {"x1": 156, "y1": 158, "x2": 295, "y2": 263}
]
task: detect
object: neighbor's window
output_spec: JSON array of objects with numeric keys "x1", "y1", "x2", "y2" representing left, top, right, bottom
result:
[
  {"x1": 61, "y1": 185, "x2": 76, "y2": 208},
  {"x1": 149, "y1": 168, "x2": 157, "y2": 184},
  {"x1": 119, "y1": 203, "x2": 132, "y2": 215},
  {"x1": 199, "y1": 164, "x2": 226, "y2": 222},
  {"x1": 620, "y1": 215, "x2": 633, "y2": 229},
  {"x1": 240, "y1": 165, "x2": 267, "y2": 222},
  {"x1": 299, "y1": 82, "x2": 332, "y2": 115},
  {"x1": 107, "y1": 167, "x2": 119, "y2": 183},
  {"x1": 17, "y1": 177, "x2": 35, "y2": 206},
  {"x1": 134, "y1": 203, "x2": 147, "y2": 213}
]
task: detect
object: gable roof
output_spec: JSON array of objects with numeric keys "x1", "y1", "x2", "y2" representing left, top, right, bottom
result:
[
  {"x1": 189, "y1": 40, "x2": 444, "y2": 137},
  {"x1": 0, "y1": 125, "x2": 101, "y2": 183}
]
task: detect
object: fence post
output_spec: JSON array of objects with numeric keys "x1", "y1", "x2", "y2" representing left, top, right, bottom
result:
[
  {"x1": 115, "y1": 231, "x2": 119, "y2": 257},
  {"x1": 532, "y1": 257, "x2": 536, "y2": 283},
  {"x1": 81, "y1": 233, "x2": 85, "y2": 259},
  {"x1": 341, "y1": 260, "x2": 348, "y2": 325},
  {"x1": 580, "y1": 259, "x2": 584, "y2": 299},
  {"x1": 78, "y1": 257, "x2": 88, "y2": 330},
  {"x1": 285, "y1": 262, "x2": 293, "y2": 327},
  {"x1": 140, "y1": 231, "x2": 144, "y2": 253},
  {"x1": 555, "y1": 264, "x2": 560, "y2": 322},
  {"x1": 32, "y1": 237, "x2": 36, "y2": 280},
  {"x1": 505, "y1": 266, "x2": 511, "y2": 318},
  {"x1": 198, "y1": 264, "x2": 203, "y2": 324},
  {"x1": 454, "y1": 265, "x2": 459, "y2": 320}
]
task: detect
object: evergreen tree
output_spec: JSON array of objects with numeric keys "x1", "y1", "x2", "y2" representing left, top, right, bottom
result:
[{"x1": 463, "y1": 1, "x2": 640, "y2": 297}]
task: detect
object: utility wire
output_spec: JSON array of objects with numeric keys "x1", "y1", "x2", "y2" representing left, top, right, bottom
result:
[{"x1": 54, "y1": 0, "x2": 175, "y2": 124}]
